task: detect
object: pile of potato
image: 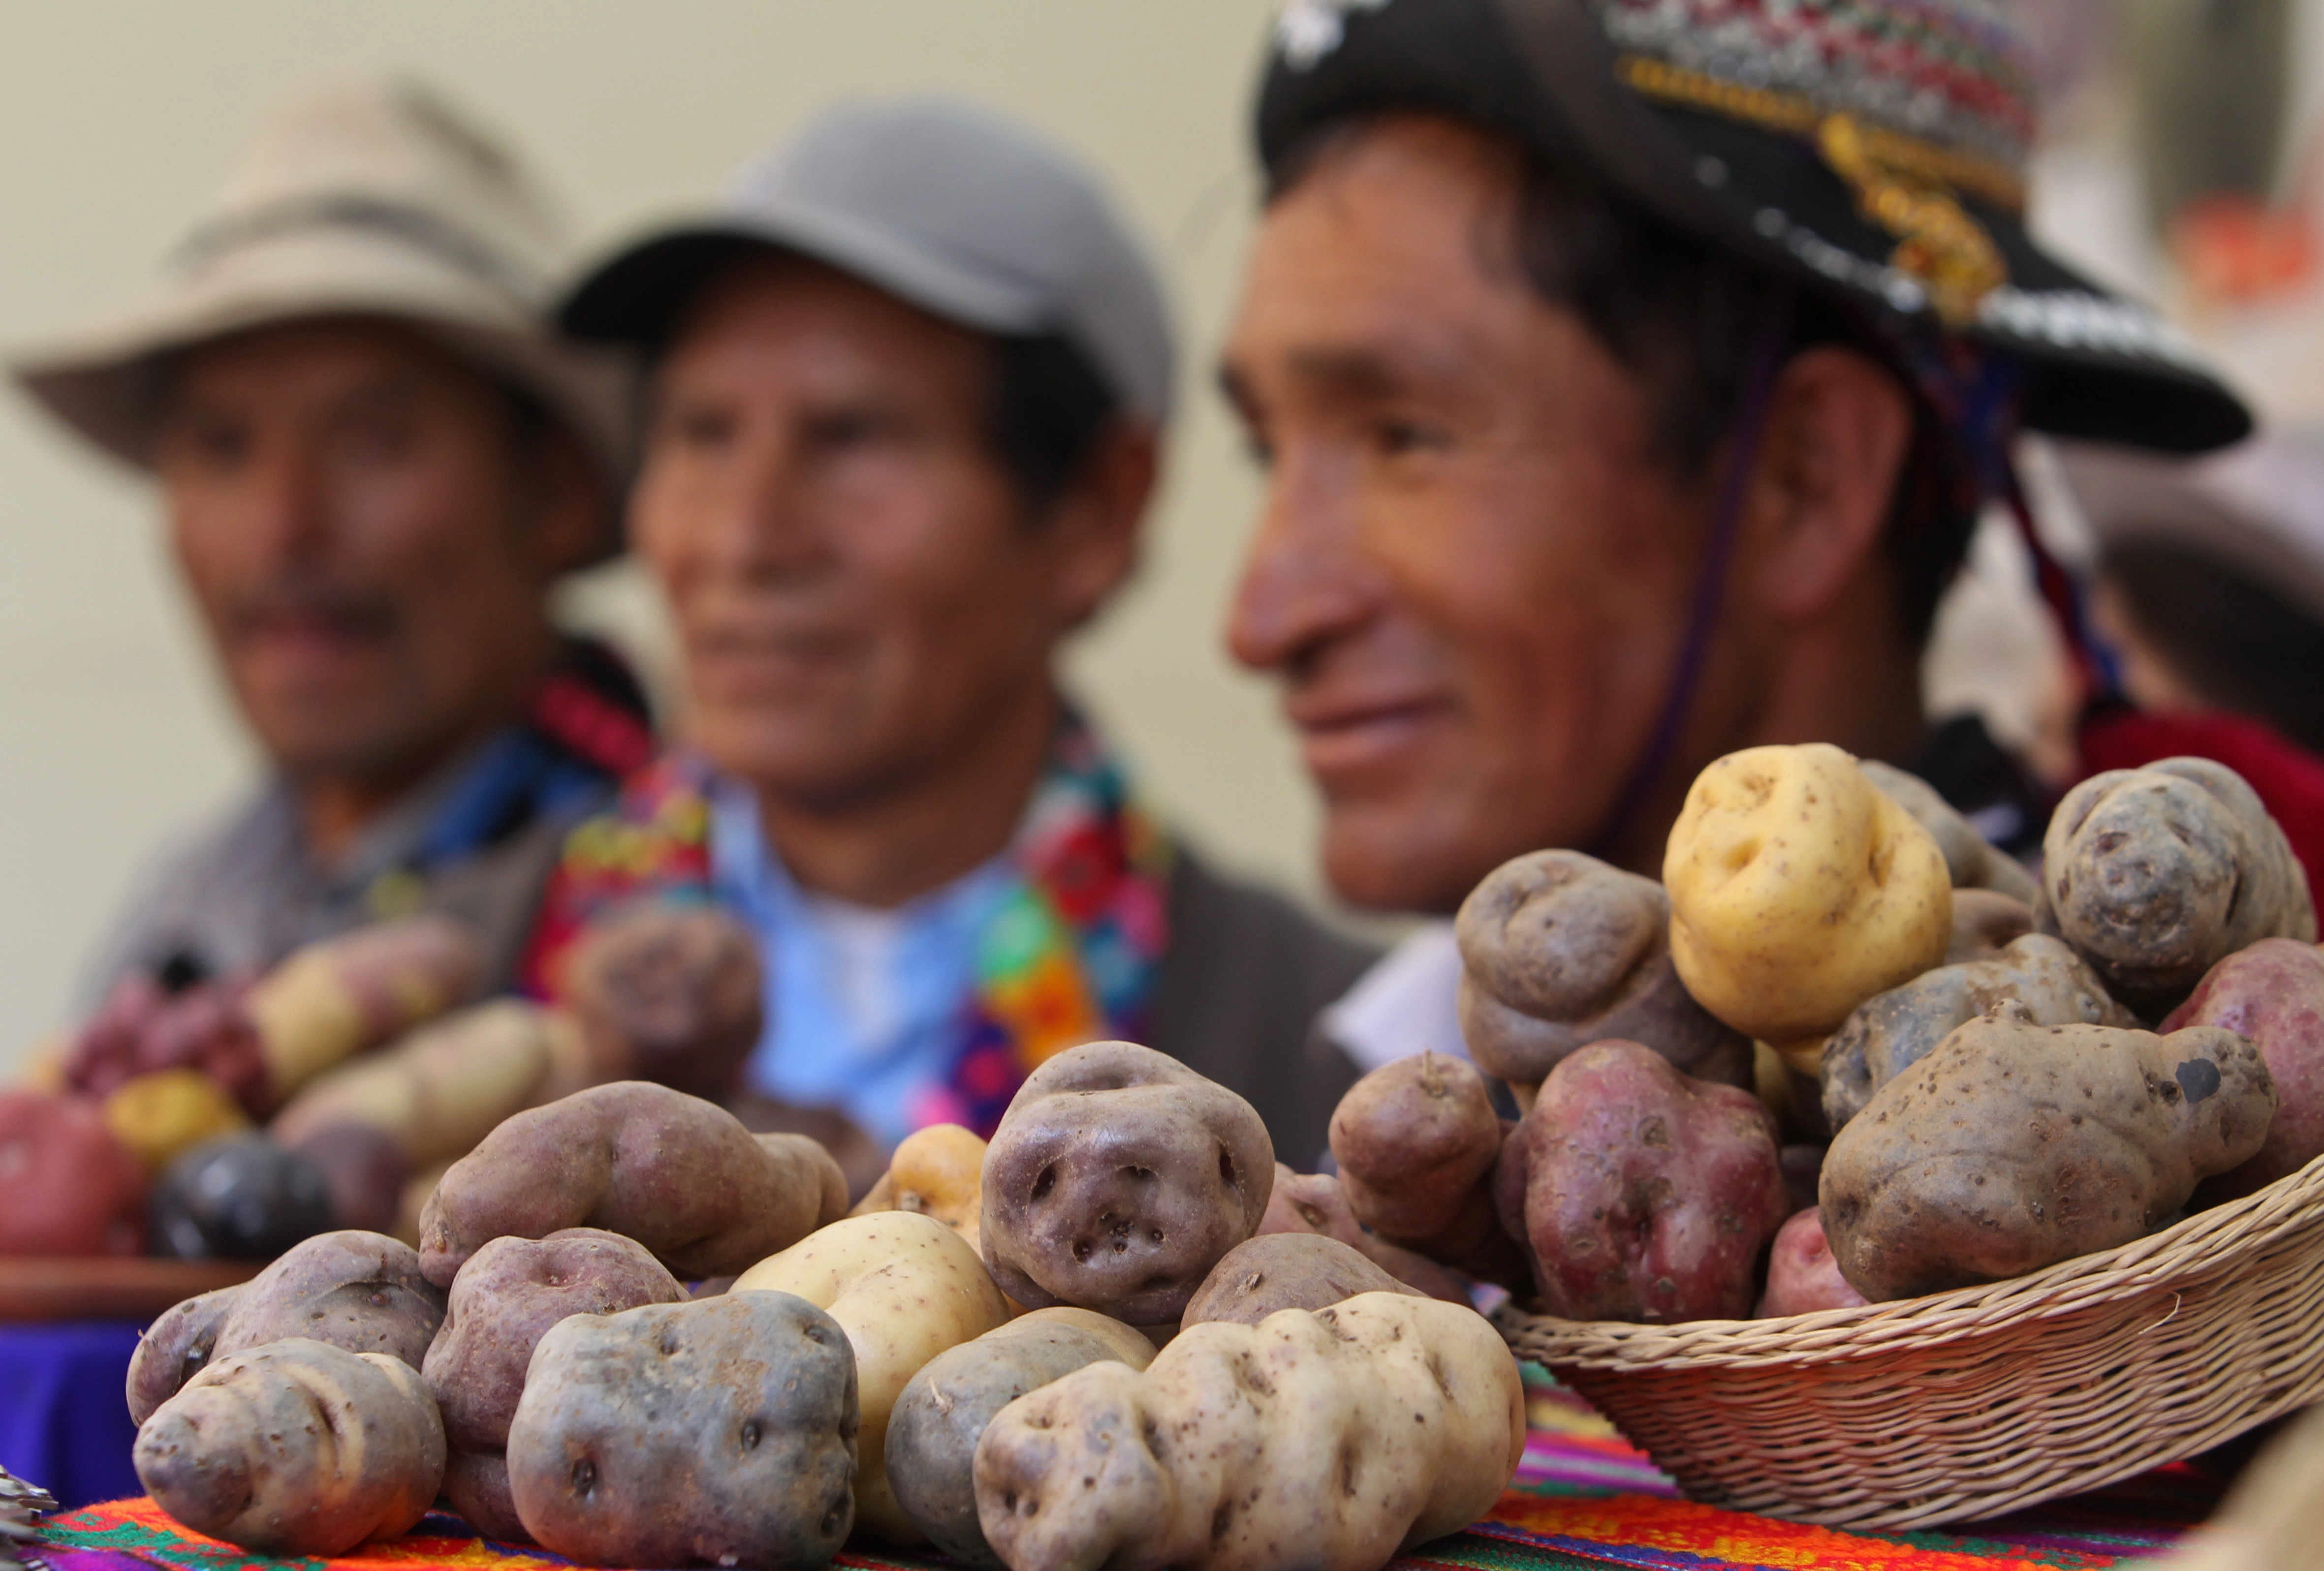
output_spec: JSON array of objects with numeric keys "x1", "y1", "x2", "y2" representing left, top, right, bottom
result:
[
  {"x1": 122, "y1": 1049, "x2": 1528, "y2": 1571},
  {"x1": 1335, "y1": 743, "x2": 2320, "y2": 1324},
  {"x1": 2, "y1": 904, "x2": 763, "y2": 1262}
]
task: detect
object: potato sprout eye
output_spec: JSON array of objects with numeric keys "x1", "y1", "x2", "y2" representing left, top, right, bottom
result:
[{"x1": 570, "y1": 1457, "x2": 597, "y2": 1498}]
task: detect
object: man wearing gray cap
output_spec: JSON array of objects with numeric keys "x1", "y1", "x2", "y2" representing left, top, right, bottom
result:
[
  {"x1": 13, "y1": 79, "x2": 652, "y2": 1008},
  {"x1": 526, "y1": 96, "x2": 1374, "y2": 1163}
]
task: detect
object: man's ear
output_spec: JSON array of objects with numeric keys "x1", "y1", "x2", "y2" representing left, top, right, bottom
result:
[
  {"x1": 1046, "y1": 419, "x2": 1160, "y2": 633},
  {"x1": 524, "y1": 425, "x2": 616, "y2": 581},
  {"x1": 1735, "y1": 346, "x2": 1913, "y2": 622}
]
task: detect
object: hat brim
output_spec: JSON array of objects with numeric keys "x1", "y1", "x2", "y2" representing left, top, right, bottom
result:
[
  {"x1": 10, "y1": 228, "x2": 634, "y2": 557},
  {"x1": 1255, "y1": 0, "x2": 2251, "y2": 456},
  {"x1": 558, "y1": 198, "x2": 1054, "y2": 350}
]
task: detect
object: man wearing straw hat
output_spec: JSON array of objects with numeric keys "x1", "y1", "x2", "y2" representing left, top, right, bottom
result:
[
  {"x1": 14, "y1": 79, "x2": 652, "y2": 1002},
  {"x1": 1219, "y1": 0, "x2": 2258, "y2": 1069}
]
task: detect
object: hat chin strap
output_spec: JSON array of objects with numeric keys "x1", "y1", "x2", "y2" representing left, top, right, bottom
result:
[{"x1": 1584, "y1": 291, "x2": 1796, "y2": 867}]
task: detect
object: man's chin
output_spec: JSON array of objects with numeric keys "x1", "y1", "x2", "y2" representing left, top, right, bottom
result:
[{"x1": 1319, "y1": 811, "x2": 1486, "y2": 917}]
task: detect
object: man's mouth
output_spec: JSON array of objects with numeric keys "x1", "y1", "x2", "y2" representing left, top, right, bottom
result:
[
  {"x1": 228, "y1": 592, "x2": 397, "y2": 664},
  {"x1": 1284, "y1": 690, "x2": 1452, "y2": 780}
]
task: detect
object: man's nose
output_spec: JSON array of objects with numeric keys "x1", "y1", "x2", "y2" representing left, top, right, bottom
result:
[
  {"x1": 241, "y1": 439, "x2": 333, "y2": 565},
  {"x1": 698, "y1": 431, "x2": 833, "y2": 583},
  {"x1": 1225, "y1": 448, "x2": 1381, "y2": 675}
]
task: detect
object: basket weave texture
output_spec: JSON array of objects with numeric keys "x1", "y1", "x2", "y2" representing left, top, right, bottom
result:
[{"x1": 1495, "y1": 1153, "x2": 2324, "y2": 1530}]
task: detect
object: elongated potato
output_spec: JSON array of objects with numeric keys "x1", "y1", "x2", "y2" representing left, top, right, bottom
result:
[
  {"x1": 134, "y1": 1338, "x2": 444, "y2": 1555},
  {"x1": 1665, "y1": 744, "x2": 1953, "y2": 1047},
  {"x1": 1456, "y1": 850, "x2": 1749, "y2": 1089},
  {"x1": 975, "y1": 1294, "x2": 1525, "y2": 1571},
  {"x1": 734, "y1": 1210, "x2": 1010, "y2": 1542},
  {"x1": 887, "y1": 1309, "x2": 1155, "y2": 1567},
  {"x1": 506, "y1": 1293, "x2": 858, "y2": 1569},
  {"x1": 418, "y1": 1081, "x2": 848, "y2": 1285},
  {"x1": 246, "y1": 916, "x2": 484, "y2": 1104}
]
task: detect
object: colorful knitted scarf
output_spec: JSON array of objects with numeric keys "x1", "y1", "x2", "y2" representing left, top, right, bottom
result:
[{"x1": 520, "y1": 709, "x2": 1173, "y2": 1137}]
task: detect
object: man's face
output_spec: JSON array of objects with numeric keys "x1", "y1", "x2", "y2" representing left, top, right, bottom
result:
[
  {"x1": 157, "y1": 319, "x2": 567, "y2": 786},
  {"x1": 1223, "y1": 117, "x2": 1714, "y2": 913},
  {"x1": 633, "y1": 257, "x2": 1091, "y2": 808}
]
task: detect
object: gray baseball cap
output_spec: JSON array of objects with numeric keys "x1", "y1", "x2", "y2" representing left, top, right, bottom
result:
[{"x1": 559, "y1": 95, "x2": 1175, "y2": 422}]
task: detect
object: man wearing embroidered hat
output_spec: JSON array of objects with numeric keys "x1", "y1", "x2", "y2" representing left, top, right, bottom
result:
[
  {"x1": 14, "y1": 78, "x2": 651, "y2": 1003},
  {"x1": 1218, "y1": 0, "x2": 2256, "y2": 1070},
  {"x1": 527, "y1": 95, "x2": 1375, "y2": 1163}
]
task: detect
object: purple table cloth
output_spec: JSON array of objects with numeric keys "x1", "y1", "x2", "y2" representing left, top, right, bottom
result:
[{"x1": 0, "y1": 1320, "x2": 141, "y2": 1509}]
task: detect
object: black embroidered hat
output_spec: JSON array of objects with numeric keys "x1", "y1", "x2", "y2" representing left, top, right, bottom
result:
[{"x1": 1256, "y1": 0, "x2": 2252, "y2": 455}]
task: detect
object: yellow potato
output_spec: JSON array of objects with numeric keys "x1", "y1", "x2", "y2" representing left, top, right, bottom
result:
[
  {"x1": 1665, "y1": 744, "x2": 1951, "y2": 1045},
  {"x1": 852, "y1": 1123, "x2": 987, "y2": 1252},
  {"x1": 734, "y1": 1210, "x2": 1010, "y2": 1543},
  {"x1": 103, "y1": 1068, "x2": 251, "y2": 1171}
]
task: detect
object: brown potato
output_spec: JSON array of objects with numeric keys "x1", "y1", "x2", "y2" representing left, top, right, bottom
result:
[
  {"x1": 506, "y1": 1292, "x2": 859, "y2": 1569},
  {"x1": 1327, "y1": 1054, "x2": 1531, "y2": 1290},
  {"x1": 135, "y1": 1338, "x2": 444, "y2": 1555},
  {"x1": 1820, "y1": 934, "x2": 2136, "y2": 1131},
  {"x1": 980, "y1": 1042, "x2": 1273, "y2": 1325},
  {"x1": 0, "y1": 1090, "x2": 147, "y2": 1258},
  {"x1": 423, "y1": 1229, "x2": 686, "y2": 1540},
  {"x1": 1946, "y1": 890, "x2": 2038, "y2": 964},
  {"x1": 1860, "y1": 760, "x2": 2041, "y2": 906},
  {"x1": 1496, "y1": 1041, "x2": 1789, "y2": 1323},
  {"x1": 1754, "y1": 1208, "x2": 1867, "y2": 1318},
  {"x1": 1182, "y1": 1232, "x2": 1422, "y2": 1326},
  {"x1": 284, "y1": 1120, "x2": 412, "y2": 1237},
  {"x1": 418, "y1": 1080, "x2": 848, "y2": 1286},
  {"x1": 2166, "y1": 940, "x2": 2324, "y2": 1201},
  {"x1": 1456, "y1": 850, "x2": 1750, "y2": 1088},
  {"x1": 1256, "y1": 1166, "x2": 1469, "y2": 1302},
  {"x1": 1822, "y1": 1014, "x2": 2277, "y2": 1300},
  {"x1": 127, "y1": 1229, "x2": 445, "y2": 1424},
  {"x1": 2042, "y1": 757, "x2": 2317, "y2": 1018},
  {"x1": 555, "y1": 903, "x2": 763, "y2": 1100}
]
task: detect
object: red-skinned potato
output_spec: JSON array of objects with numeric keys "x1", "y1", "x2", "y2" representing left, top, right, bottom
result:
[
  {"x1": 2167, "y1": 939, "x2": 2324, "y2": 1201},
  {"x1": 1496, "y1": 1041, "x2": 1790, "y2": 1323},
  {"x1": 1755, "y1": 1207, "x2": 1867, "y2": 1318},
  {"x1": 0, "y1": 1090, "x2": 146, "y2": 1257},
  {"x1": 1328, "y1": 1054, "x2": 1532, "y2": 1290},
  {"x1": 980, "y1": 1043, "x2": 1273, "y2": 1325},
  {"x1": 418, "y1": 1081, "x2": 848, "y2": 1286},
  {"x1": 1257, "y1": 1166, "x2": 1470, "y2": 1302},
  {"x1": 554, "y1": 903, "x2": 763, "y2": 1101}
]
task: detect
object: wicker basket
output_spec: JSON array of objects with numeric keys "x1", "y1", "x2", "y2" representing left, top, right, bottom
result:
[{"x1": 1495, "y1": 1153, "x2": 2324, "y2": 1530}]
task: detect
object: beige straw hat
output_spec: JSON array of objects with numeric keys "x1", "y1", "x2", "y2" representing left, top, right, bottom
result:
[{"x1": 9, "y1": 76, "x2": 629, "y2": 505}]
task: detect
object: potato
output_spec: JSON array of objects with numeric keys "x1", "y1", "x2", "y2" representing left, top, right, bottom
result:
[
  {"x1": 505, "y1": 1292, "x2": 858, "y2": 1570},
  {"x1": 1859, "y1": 760, "x2": 2041, "y2": 906},
  {"x1": 1327, "y1": 1054, "x2": 1530, "y2": 1290},
  {"x1": 1257, "y1": 1166, "x2": 1470, "y2": 1302},
  {"x1": 127, "y1": 1229, "x2": 446, "y2": 1424},
  {"x1": 1822, "y1": 1014, "x2": 2276, "y2": 1300},
  {"x1": 1754, "y1": 1208, "x2": 1866, "y2": 1318},
  {"x1": 1456, "y1": 850, "x2": 1750, "y2": 1089},
  {"x1": 1496, "y1": 1041, "x2": 1789, "y2": 1323},
  {"x1": 734, "y1": 1210, "x2": 1009, "y2": 1542},
  {"x1": 423, "y1": 1229, "x2": 686, "y2": 1540},
  {"x1": 2041, "y1": 757, "x2": 2317, "y2": 1018},
  {"x1": 0, "y1": 1090, "x2": 147, "y2": 1257},
  {"x1": 245, "y1": 915, "x2": 483, "y2": 1103},
  {"x1": 981, "y1": 1042, "x2": 1273, "y2": 1325},
  {"x1": 271, "y1": 1000, "x2": 574, "y2": 1168},
  {"x1": 65, "y1": 975, "x2": 269, "y2": 1113},
  {"x1": 148, "y1": 1134, "x2": 335, "y2": 1260},
  {"x1": 975, "y1": 1294, "x2": 1524, "y2": 1571},
  {"x1": 134, "y1": 1338, "x2": 444, "y2": 1556},
  {"x1": 2166, "y1": 940, "x2": 2324, "y2": 1201},
  {"x1": 1182, "y1": 1233, "x2": 1422, "y2": 1326},
  {"x1": 887, "y1": 1309, "x2": 1155, "y2": 1567},
  {"x1": 1665, "y1": 744, "x2": 1953, "y2": 1047},
  {"x1": 556, "y1": 903, "x2": 764, "y2": 1100},
  {"x1": 853, "y1": 1123, "x2": 987, "y2": 1250},
  {"x1": 1820, "y1": 934, "x2": 2136, "y2": 1131},
  {"x1": 102, "y1": 1069, "x2": 250, "y2": 1171},
  {"x1": 1946, "y1": 890, "x2": 2037, "y2": 964},
  {"x1": 418, "y1": 1080, "x2": 848, "y2": 1286},
  {"x1": 284, "y1": 1121, "x2": 411, "y2": 1237}
]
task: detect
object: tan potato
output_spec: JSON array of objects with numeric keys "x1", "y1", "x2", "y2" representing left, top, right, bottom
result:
[
  {"x1": 127, "y1": 1229, "x2": 445, "y2": 1424},
  {"x1": 981, "y1": 1042, "x2": 1273, "y2": 1325},
  {"x1": 418, "y1": 1080, "x2": 848, "y2": 1285},
  {"x1": 101, "y1": 1070, "x2": 251, "y2": 1171},
  {"x1": 246, "y1": 916, "x2": 483, "y2": 1103},
  {"x1": 506, "y1": 1292, "x2": 858, "y2": 1569},
  {"x1": 555, "y1": 902, "x2": 764, "y2": 1100},
  {"x1": 1945, "y1": 890, "x2": 2038, "y2": 964},
  {"x1": 1257, "y1": 1166, "x2": 1470, "y2": 1302},
  {"x1": 1820, "y1": 934, "x2": 2136, "y2": 1131},
  {"x1": 2041, "y1": 757, "x2": 2317, "y2": 1018},
  {"x1": 1822, "y1": 1013, "x2": 2277, "y2": 1300},
  {"x1": 1665, "y1": 744, "x2": 1953, "y2": 1047},
  {"x1": 975, "y1": 1294, "x2": 1524, "y2": 1571},
  {"x1": 734, "y1": 1210, "x2": 1010, "y2": 1542},
  {"x1": 1859, "y1": 760, "x2": 2041, "y2": 905},
  {"x1": 1181, "y1": 1233, "x2": 1422, "y2": 1326},
  {"x1": 853, "y1": 1123, "x2": 987, "y2": 1250},
  {"x1": 887, "y1": 1309, "x2": 1155, "y2": 1567},
  {"x1": 1326, "y1": 1054, "x2": 1531, "y2": 1291},
  {"x1": 134, "y1": 1338, "x2": 444, "y2": 1555},
  {"x1": 1456, "y1": 850, "x2": 1750, "y2": 1088}
]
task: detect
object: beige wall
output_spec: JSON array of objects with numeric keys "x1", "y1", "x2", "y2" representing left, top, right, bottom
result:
[{"x1": 0, "y1": 1, "x2": 1319, "y2": 1068}]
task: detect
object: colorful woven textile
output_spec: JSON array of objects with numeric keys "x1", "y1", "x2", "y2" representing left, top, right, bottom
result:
[{"x1": 27, "y1": 1371, "x2": 2213, "y2": 1571}]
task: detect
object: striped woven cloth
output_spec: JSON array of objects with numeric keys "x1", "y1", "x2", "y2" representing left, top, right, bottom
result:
[{"x1": 24, "y1": 1370, "x2": 2215, "y2": 1571}]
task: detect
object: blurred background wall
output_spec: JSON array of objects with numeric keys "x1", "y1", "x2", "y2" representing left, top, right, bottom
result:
[{"x1": 10, "y1": 0, "x2": 2324, "y2": 1071}]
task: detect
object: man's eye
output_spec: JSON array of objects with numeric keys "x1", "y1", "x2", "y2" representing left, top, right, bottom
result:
[
  {"x1": 803, "y1": 409, "x2": 901, "y2": 453},
  {"x1": 343, "y1": 414, "x2": 418, "y2": 462},
  {"x1": 182, "y1": 420, "x2": 251, "y2": 467},
  {"x1": 666, "y1": 406, "x2": 736, "y2": 451},
  {"x1": 1372, "y1": 418, "x2": 1446, "y2": 457}
]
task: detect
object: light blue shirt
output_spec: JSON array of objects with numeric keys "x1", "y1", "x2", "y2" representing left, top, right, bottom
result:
[{"x1": 708, "y1": 779, "x2": 1016, "y2": 1147}]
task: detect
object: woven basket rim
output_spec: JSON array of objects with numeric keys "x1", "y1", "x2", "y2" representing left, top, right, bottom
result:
[{"x1": 1500, "y1": 1150, "x2": 2324, "y2": 1370}]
